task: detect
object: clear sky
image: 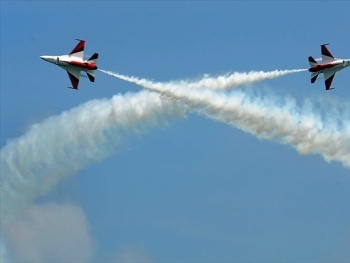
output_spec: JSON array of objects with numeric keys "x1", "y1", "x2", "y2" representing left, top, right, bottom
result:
[{"x1": 1, "y1": 1, "x2": 350, "y2": 262}]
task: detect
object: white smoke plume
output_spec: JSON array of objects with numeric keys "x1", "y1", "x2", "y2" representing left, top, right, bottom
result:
[
  {"x1": 0, "y1": 91, "x2": 186, "y2": 227},
  {"x1": 172, "y1": 69, "x2": 307, "y2": 91},
  {"x1": 4, "y1": 203, "x2": 94, "y2": 263},
  {"x1": 100, "y1": 69, "x2": 305, "y2": 92},
  {"x1": 100, "y1": 70, "x2": 350, "y2": 169}
]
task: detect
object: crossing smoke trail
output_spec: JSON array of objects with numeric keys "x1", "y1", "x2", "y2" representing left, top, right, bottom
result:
[
  {"x1": 0, "y1": 91, "x2": 186, "y2": 226},
  {"x1": 100, "y1": 69, "x2": 306, "y2": 92},
  {"x1": 100, "y1": 70, "x2": 350, "y2": 169}
]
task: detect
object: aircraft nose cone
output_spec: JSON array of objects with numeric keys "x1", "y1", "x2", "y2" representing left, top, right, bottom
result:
[{"x1": 40, "y1": 56, "x2": 49, "y2": 61}]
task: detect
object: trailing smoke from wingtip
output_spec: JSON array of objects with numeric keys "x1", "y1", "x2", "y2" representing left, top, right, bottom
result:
[{"x1": 100, "y1": 70, "x2": 350, "y2": 169}]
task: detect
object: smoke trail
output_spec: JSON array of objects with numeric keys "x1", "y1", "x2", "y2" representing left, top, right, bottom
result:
[
  {"x1": 99, "y1": 69, "x2": 306, "y2": 92},
  {"x1": 0, "y1": 91, "x2": 186, "y2": 226},
  {"x1": 174, "y1": 69, "x2": 306, "y2": 90},
  {"x1": 101, "y1": 70, "x2": 350, "y2": 169}
]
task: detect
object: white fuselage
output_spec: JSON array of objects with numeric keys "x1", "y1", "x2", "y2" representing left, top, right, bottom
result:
[
  {"x1": 40, "y1": 55, "x2": 97, "y2": 71},
  {"x1": 309, "y1": 58, "x2": 350, "y2": 73}
]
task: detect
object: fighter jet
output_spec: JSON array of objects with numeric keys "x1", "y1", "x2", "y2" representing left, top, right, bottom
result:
[
  {"x1": 308, "y1": 44, "x2": 350, "y2": 90},
  {"x1": 40, "y1": 39, "x2": 98, "y2": 89}
]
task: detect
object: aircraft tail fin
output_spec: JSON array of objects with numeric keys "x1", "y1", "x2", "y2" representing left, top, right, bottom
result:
[
  {"x1": 310, "y1": 72, "x2": 319, "y2": 83},
  {"x1": 88, "y1": 53, "x2": 98, "y2": 63},
  {"x1": 308, "y1": 56, "x2": 318, "y2": 67},
  {"x1": 87, "y1": 70, "x2": 95, "y2": 82}
]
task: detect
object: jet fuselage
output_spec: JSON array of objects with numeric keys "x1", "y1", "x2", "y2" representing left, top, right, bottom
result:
[
  {"x1": 40, "y1": 40, "x2": 98, "y2": 89},
  {"x1": 308, "y1": 58, "x2": 350, "y2": 73},
  {"x1": 40, "y1": 55, "x2": 98, "y2": 71}
]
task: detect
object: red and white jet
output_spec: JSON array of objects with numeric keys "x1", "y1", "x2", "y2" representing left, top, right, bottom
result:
[
  {"x1": 40, "y1": 39, "x2": 98, "y2": 89},
  {"x1": 308, "y1": 44, "x2": 349, "y2": 90}
]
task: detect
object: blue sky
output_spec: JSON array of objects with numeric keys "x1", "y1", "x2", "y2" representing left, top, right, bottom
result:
[{"x1": 1, "y1": 1, "x2": 350, "y2": 262}]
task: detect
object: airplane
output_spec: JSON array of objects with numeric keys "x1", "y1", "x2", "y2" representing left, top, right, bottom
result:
[
  {"x1": 308, "y1": 44, "x2": 350, "y2": 90},
  {"x1": 40, "y1": 39, "x2": 98, "y2": 89}
]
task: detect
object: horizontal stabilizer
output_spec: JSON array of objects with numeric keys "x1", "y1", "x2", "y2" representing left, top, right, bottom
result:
[
  {"x1": 88, "y1": 53, "x2": 98, "y2": 63},
  {"x1": 308, "y1": 56, "x2": 318, "y2": 67},
  {"x1": 310, "y1": 72, "x2": 319, "y2": 83},
  {"x1": 87, "y1": 70, "x2": 95, "y2": 82}
]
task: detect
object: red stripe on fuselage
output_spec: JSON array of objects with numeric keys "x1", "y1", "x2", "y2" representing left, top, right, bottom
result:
[
  {"x1": 308, "y1": 62, "x2": 337, "y2": 73},
  {"x1": 68, "y1": 61, "x2": 97, "y2": 70}
]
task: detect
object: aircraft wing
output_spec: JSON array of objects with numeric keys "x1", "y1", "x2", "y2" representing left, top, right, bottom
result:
[
  {"x1": 321, "y1": 44, "x2": 335, "y2": 64},
  {"x1": 69, "y1": 39, "x2": 85, "y2": 59},
  {"x1": 66, "y1": 67, "x2": 81, "y2": 89},
  {"x1": 323, "y1": 70, "x2": 336, "y2": 90}
]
